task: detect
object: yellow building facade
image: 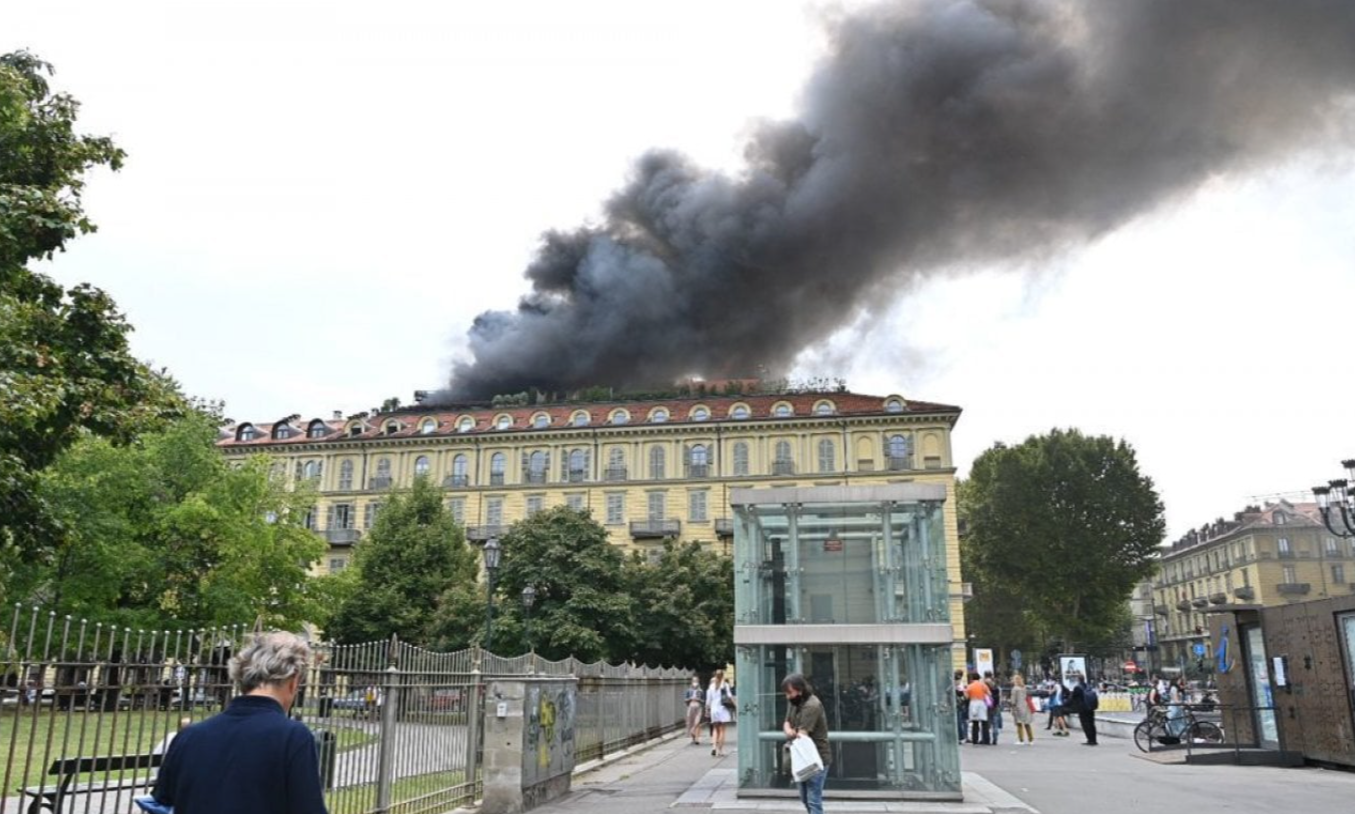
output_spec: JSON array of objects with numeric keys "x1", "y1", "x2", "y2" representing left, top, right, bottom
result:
[
  {"x1": 218, "y1": 389, "x2": 967, "y2": 650},
  {"x1": 1151, "y1": 500, "x2": 1355, "y2": 670}
]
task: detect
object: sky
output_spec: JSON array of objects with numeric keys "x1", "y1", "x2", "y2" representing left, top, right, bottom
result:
[{"x1": 9, "y1": 0, "x2": 1355, "y2": 540}]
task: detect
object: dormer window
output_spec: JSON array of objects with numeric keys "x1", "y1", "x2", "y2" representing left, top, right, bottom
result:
[
  {"x1": 273, "y1": 424, "x2": 292, "y2": 440},
  {"x1": 610, "y1": 409, "x2": 630, "y2": 425},
  {"x1": 773, "y1": 402, "x2": 793, "y2": 418},
  {"x1": 348, "y1": 424, "x2": 362, "y2": 438},
  {"x1": 730, "y1": 404, "x2": 750, "y2": 420},
  {"x1": 650, "y1": 408, "x2": 669, "y2": 423},
  {"x1": 237, "y1": 424, "x2": 257, "y2": 442},
  {"x1": 458, "y1": 416, "x2": 474, "y2": 433},
  {"x1": 691, "y1": 406, "x2": 710, "y2": 422},
  {"x1": 419, "y1": 418, "x2": 437, "y2": 435},
  {"x1": 572, "y1": 411, "x2": 590, "y2": 427},
  {"x1": 307, "y1": 420, "x2": 327, "y2": 439},
  {"x1": 814, "y1": 400, "x2": 835, "y2": 416},
  {"x1": 533, "y1": 413, "x2": 550, "y2": 429},
  {"x1": 384, "y1": 422, "x2": 400, "y2": 436},
  {"x1": 495, "y1": 414, "x2": 512, "y2": 430},
  {"x1": 884, "y1": 397, "x2": 905, "y2": 414}
]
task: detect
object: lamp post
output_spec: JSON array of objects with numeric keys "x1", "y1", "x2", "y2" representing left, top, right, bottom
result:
[
  {"x1": 1313, "y1": 463, "x2": 1355, "y2": 538},
  {"x1": 521, "y1": 585, "x2": 537, "y2": 652},
  {"x1": 483, "y1": 537, "x2": 501, "y2": 651}
]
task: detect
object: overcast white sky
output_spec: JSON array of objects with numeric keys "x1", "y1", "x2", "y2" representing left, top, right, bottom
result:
[{"x1": 10, "y1": 0, "x2": 1355, "y2": 540}]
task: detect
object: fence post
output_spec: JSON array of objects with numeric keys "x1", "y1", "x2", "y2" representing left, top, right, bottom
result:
[
  {"x1": 465, "y1": 646, "x2": 483, "y2": 800},
  {"x1": 375, "y1": 637, "x2": 401, "y2": 814}
]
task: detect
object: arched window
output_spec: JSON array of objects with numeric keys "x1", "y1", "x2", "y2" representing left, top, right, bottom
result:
[
  {"x1": 452, "y1": 454, "x2": 468, "y2": 486},
  {"x1": 815, "y1": 400, "x2": 835, "y2": 416},
  {"x1": 308, "y1": 420, "x2": 327, "y2": 438},
  {"x1": 691, "y1": 406, "x2": 710, "y2": 422},
  {"x1": 568, "y1": 448, "x2": 588, "y2": 482},
  {"x1": 348, "y1": 423, "x2": 362, "y2": 438},
  {"x1": 303, "y1": 460, "x2": 320, "y2": 480},
  {"x1": 458, "y1": 416, "x2": 474, "y2": 433},
  {"x1": 650, "y1": 407, "x2": 669, "y2": 423},
  {"x1": 773, "y1": 441, "x2": 794, "y2": 475},
  {"x1": 495, "y1": 414, "x2": 512, "y2": 430},
  {"x1": 273, "y1": 424, "x2": 292, "y2": 440},
  {"x1": 733, "y1": 442, "x2": 750, "y2": 476},
  {"x1": 730, "y1": 404, "x2": 750, "y2": 420},
  {"x1": 687, "y1": 443, "x2": 709, "y2": 478},
  {"x1": 572, "y1": 411, "x2": 590, "y2": 427},
  {"x1": 533, "y1": 413, "x2": 550, "y2": 429},
  {"x1": 887, "y1": 434, "x2": 913, "y2": 470},
  {"x1": 610, "y1": 409, "x2": 629, "y2": 425},
  {"x1": 420, "y1": 419, "x2": 437, "y2": 435},
  {"x1": 414, "y1": 455, "x2": 430, "y2": 477},
  {"x1": 817, "y1": 439, "x2": 835, "y2": 473},
  {"x1": 773, "y1": 402, "x2": 793, "y2": 418},
  {"x1": 606, "y1": 447, "x2": 627, "y2": 481},
  {"x1": 339, "y1": 460, "x2": 354, "y2": 490},
  {"x1": 376, "y1": 458, "x2": 391, "y2": 478},
  {"x1": 528, "y1": 450, "x2": 547, "y2": 483},
  {"x1": 884, "y1": 397, "x2": 905, "y2": 414},
  {"x1": 691, "y1": 444, "x2": 709, "y2": 466},
  {"x1": 649, "y1": 446, "x2": 666, "y2": 480},
  {"x1": 384, "y1": 422, "x2": 400, "y2": 435},
  {"x1": 237, "y1": 424, "x2": 257, "y2": 442},
  {"x1": 490, "y1": 452, "x2": 506, "y2": 485}
]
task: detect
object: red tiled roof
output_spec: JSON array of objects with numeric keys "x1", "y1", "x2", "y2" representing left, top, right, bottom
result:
[{"x1": 218, "y1": 392, "x2": 960, "y2": 448}]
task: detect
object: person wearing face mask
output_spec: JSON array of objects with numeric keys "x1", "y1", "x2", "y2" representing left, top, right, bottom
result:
[
  {"x1": 684, "y1": 676, "x2": 706, "y2": 745},
  {"x1": 782, "y1": 673, "x2": 829, "y2": 814}
]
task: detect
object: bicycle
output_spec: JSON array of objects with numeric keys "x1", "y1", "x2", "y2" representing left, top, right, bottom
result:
[{"x1": 1133, "y1": 704, "x2": 1224, "y2": 752}]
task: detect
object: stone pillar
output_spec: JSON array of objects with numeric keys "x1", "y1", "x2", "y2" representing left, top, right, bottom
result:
[{"x1": 481, "y1": 677, "x2": 578, "y2": 814}]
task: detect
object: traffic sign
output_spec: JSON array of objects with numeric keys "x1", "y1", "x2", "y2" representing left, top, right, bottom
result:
[
  {"x1": 1193, "y1": 643, "x2": 1207, "y2": 656},
  {"x1": 1011, "y1": 649, "x2": 1023, "y2": 668},
  {"x1": 1122, "y1": 660, "x2": 1137, "y2": 672}
]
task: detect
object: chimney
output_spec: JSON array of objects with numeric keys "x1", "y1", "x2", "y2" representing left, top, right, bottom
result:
[{"x1": 333, "y1": 410, "x2": 343, "y2": 420}]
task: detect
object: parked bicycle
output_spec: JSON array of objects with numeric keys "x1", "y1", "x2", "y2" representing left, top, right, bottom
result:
[{"x1": 1133, "y1": 703, "x2": 1224, "y2": 752}]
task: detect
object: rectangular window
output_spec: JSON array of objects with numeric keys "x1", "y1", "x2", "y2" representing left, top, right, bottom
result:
[
  {"x1": 363, "y1": 502, "x2": 382, "y2": 530},
  {"x1": 1327, "y1": 537, "x2": 1339, "y2": 556},
  {"x1": 304, "y1": 508, "x2": 317, "y2": 530},
  {"x1": 449, "y1": 497, "x2": 466, "y2": 525},
  {"x1": 1278, "y1": 537, "x2": 1291, "y2": 555},
  {"x1": 526, "y1": 494, "x2": 544, "y2": 516},
  {"x1": 329, "y1": 557, "x2": 347, "y2": 573},
  {"x1": 1282, "y1": 565, "x2": 1296, "y2": 583},
  {"x1": 566, "y1": 493, "x2": 585, "y2": 511},
  {"x1": 689, "y1": 490, "x2": 708, "y2": 523},
  {"x1": 331, "y1": 503, "x2": 354, "y2": 530},
  {"x1": 606, "y1": 493, "x2": 624, "y2": 525},
  {"x1": 487, "y1": 497, "x2": 503, "y2": 527},
  {"x1": 1334, "y1": 565, "x2": 1346, "y2": 585},
  {"x1": 648, "y1": 491, "x2": 666, "y2": 521}
]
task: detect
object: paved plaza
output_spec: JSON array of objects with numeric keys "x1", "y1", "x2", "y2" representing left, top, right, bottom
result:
[{"x1": 496, "y1": 720, "x2": 1355, "y2": 814}]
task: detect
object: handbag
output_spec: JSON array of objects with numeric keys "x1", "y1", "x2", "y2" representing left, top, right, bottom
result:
[
  {"x1": 1027, "y1": 696, "x2": 1038, "y2": 713},
  {"x1": 720, "y1": 688, "x2": 737, "y2": 711},
  {"x1": 788, "y1": 735, "x2": 824, "y2": 783}
]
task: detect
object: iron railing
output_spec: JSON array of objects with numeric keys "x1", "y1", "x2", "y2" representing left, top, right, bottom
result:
[{"x1": 0, "y1": 606, "x2": 688, "y2": 814}]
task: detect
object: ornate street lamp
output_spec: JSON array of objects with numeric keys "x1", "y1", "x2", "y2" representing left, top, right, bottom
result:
[
  {"x1": 521, "y1": 584, "x2": 537, "y2": 652},
  {"x1": 483, "y1": 537, "x2": 502, "y2": 651},
  {"x1": 1311, "y1": 461, "x2": 1355, "y2": 538}
]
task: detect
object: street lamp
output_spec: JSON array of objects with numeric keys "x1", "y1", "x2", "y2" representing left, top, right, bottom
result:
[
  {"x1": 1311, "y1": 462, "x2": 1355, "y2": 538},
  {"x1": 521, "y1": 585, "x2": 537, "y2": 652},
  {"x1": 483, "y1": 537, "x2": 502, "y2": 651}
]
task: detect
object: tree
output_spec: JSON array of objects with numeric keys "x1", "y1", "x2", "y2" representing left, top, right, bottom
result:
[
  {"x1": 960, "y1": 428, "x2": 1165, "y2": 655},
  {"x1": 327, "y1": 476, "x2": 478, "y2": 644},
  {"x1": 625, "y1": 539, "x2": 734, "y2": 669},
  {"x1": 1, "y1": 51, "x2": 185, "y2": 565},
  {"x1": 9, "y1": 411, "x2": 327, "y2": 630}
]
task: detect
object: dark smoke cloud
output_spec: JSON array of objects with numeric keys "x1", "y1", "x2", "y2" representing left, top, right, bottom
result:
[{"x1": 440, "y1": 0, "x2": 1355, "y2": 402}]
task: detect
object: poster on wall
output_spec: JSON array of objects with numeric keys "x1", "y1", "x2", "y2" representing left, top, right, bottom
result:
[
  {"x1": 1058, "y1": 654, "x2": 1088, "y2": 689},
  {"x1": 974, "y1": 648, "x2": 995, "y2": 677}
]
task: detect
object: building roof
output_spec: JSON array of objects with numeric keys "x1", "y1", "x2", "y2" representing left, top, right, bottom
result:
[
  {"x1": 1160, "y1": 499, "x2": 1326, "y2": 559},
  {"x1": 218, "y1": 391, "x2": 961, "y2": 449}
]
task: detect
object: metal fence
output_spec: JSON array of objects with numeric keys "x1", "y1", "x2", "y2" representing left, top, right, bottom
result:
[{"x1": 0, "y1": 607, "x2": 690, "y2": 814}]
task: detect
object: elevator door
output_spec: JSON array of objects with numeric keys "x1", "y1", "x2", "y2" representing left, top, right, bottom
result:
[{"x1": 1242, "y1": 624, "x2": 1278, "y2": 749}]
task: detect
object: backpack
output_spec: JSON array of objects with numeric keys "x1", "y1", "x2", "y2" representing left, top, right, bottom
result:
[{"x1": 1084, "y1": 686, "x2": 1099, "y2": 711}]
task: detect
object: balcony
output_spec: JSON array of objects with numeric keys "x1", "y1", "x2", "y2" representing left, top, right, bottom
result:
[
  {"x1": 1232, "y1": 586, "x2": 1256, "y2": 601},
  {"x1": 1176, "y1": 600, "x2": 1193, "y2": 611},
  {"x1": 1154, "y1": 604, "x2": 1170, "y2": 616},
  {"x1": 771, "y1": 460, "x2": 795, "y2": 477},
  {"x1": 1278, "y1": 550, "x2": 1296, "y2": 559},
  {"x1": 324, "y1": 528, "x2": 361, "y2": 545},
  {"x1": 630, "y1": 519, "x2": 681, "y2": 539},
  {"x1": 1191, "y1": 597, "x2": 1209, "y2": 609},
  {"x1": 1209, "y1": 592, "x2": 1228, "y2": 605},
  {"x1": 604, "y1": 467, "x2": 628, "y2": 482},
  {"x1": 685, "y1": 464, "x2": 710, "y2": 479},
  {"x1": 465, "y1": 525, "x2": 506, "y2": 542},
  {"x1": 714, "y1": 518, "x2": 734, "y2": 537},
  {"x1": 567, "y1": 470, "x2": 587, "y2": 483},
  {"x1": 443, "y1": 475, "x2": 469, "y2": 488},
  {"x1": 886, "y1": 456, "x2": 913, "y2": 472},
  {"x1": 1276, "y1": 583, "x2": 1311, "y2": 596},
  {"x1": 489, "y1": 473, "x2": 505, "y2": 486},
  {"x1": 367, "y1": 476, "x2": 393, "y2": 490},
  {"x1": 524, "y1": 471, "x2": 548, "y2": 485}
]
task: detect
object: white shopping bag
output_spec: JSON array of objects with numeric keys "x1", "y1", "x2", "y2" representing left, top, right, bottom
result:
[{"x1": 789, "y1": 734, "x2": 824, "y2": 783}]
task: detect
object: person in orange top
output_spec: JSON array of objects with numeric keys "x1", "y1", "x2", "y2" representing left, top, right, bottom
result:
[{"x1": 964, "y1": 672, "x2": 991, "y2": 745}]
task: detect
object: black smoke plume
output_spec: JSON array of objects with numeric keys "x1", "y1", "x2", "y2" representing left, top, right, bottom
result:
[{"x1": 440, "y1": 0, "x2": 1355, "y2": 402}]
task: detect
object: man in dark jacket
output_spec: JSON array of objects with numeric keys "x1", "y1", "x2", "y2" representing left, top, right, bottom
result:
[
  {"x1": 1068, "y1": 673, "x2": 1097, "y2": 746},
  {"x1": 152, "y1": 632, "x2": 328, "y2": 814},
  {"x1": 783, "y1": 673, "x2": 829, "y2": 814}
]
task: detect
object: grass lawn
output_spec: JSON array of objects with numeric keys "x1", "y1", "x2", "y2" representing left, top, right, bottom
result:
[{"x1": 325, "y1": 769, "x2": 475, "y2": 814}]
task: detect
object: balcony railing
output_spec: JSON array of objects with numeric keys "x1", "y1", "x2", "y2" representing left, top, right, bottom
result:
[
  {"x1": 604, "y1": 467, "x2": 628, "y2": 482},
  {"x1": 1191, "y1": 597, "x2": 1209, "y2": 608},
  {"x1": 567, "y1": 470, "x2": 587, "y2": 483},
  {"x1": 1275, "y1": 582, "x2": 1311, "y2": 596},
  {"x1": 1278, "y1": 550, "x2": 1296, "y2": 559},
  {"x1": 443, "y1": 474, "x2": 469, "y2": 488},
  {"x1": 630, "y1": 519, "x2": 681, "y2": 539},
  {"x1": 886, "y1": 456, "x2": 913, "y2": 472},
  {"x1": 525, "y1": 471, "x2": 548, "y2": 485},
  {"x1": 324, "y1": 528, "x2": 361, "y2": 545},
  {"x1": 714, "y1": 518, "x2": 734, "y2": 537},
  {"x1": 367, "y1": 476, "x2": 393, "y2": 490},
  {"x1": 685, "y1": 464, "x2": 710, "y2": 479},
  {"x1": 1176, "y1": 600, "x2": 1192, "y2": 611},
  {"x1": 489, "y1": 473, "x2": 505, "y2": 486},
  {"x1": 1232, "y1": 586, "x2": 1256, "y2": 601},
  {"x1": 1154, "y1": 604, "x2": 1169, "y2": 616},
  {"x1": 771, "y1": 460, "x2": 795, "y2": 476},
  {"x1": 1208, "y1": 592, "x2": 1228, "y2": 605},
  {"x1": 465, "y1": 525, "x2": 506, "y2": 542}
]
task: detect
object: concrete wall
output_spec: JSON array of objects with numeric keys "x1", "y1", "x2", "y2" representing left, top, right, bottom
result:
[{"x1": 481, "y1": 678, "x2": 578, "y2": 814}]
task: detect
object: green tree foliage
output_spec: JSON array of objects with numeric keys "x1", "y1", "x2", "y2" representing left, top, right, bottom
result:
[
  {"x1": 326, "y1": 476, "x2": 478, "y2": 644},
  {"x1": 1, "y1": 51, "x2": 185, "y2": 563},
  {"x1": 960, "y1": 428, "x2": 1165, "y2": 655},
  {"x1": 625, "y1": 539, "x2": 734, "y2": 669},
  {"x1": 8, "y1": 411, "x2": 326, "y2": 629}
]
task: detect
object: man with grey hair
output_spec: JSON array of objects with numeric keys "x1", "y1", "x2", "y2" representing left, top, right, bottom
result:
[{"x1": 150, "y1": 632, "x2": 328, "y2": 814}]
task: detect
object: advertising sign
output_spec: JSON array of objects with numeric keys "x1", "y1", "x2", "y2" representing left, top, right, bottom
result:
[
  {"x1": 974, "y1": 648, "x2": 995, "y2": 677},
  {"x1": 1058, "y1": 654, "x2": 1088, "y2": 689}
]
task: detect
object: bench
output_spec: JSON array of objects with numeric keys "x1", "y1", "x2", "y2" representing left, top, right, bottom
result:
[{"x1": 22, "y1": 753, "x2": 163, "y2": 814}]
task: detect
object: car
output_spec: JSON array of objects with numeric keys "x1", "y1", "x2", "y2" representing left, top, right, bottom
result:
[
  {"x1": 331, "y1": 690, "x2": 370, "y2": 711},
  {"x1": 1, "y1": 688, "x2": 54, "y2": 707},
  {"x1": 429, "y1": 688, "x2": 464, "y2": 712},
  {"x1": 169, "y1": 688, "x2": 216, "y2": 708}
]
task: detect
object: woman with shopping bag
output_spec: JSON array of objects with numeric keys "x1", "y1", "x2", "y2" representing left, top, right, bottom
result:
[{"x1": 782, "y1": 673, "x2": 829, "y2": 814}]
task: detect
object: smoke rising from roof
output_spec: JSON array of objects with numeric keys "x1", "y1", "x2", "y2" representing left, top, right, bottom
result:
[{"x1": 440, "y1": 0, "x2": 1355, "y2": 403}]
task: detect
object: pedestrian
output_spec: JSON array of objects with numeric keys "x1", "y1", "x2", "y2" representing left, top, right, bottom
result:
[
  {"x1": 150, "y1": 631, "x2": 328, "y2": 814},
  {"x1": 684, "y1": 676, "x2": 706, "y2": 745},
  {"x1": 983, "y1": 672, "x2": 1002, "y2": 744},
  {"x1": 1069, "y1": 673, "x2": 1097, "y2": 746},
  {"x1": 964, "y1": 672, "x2": 990, "y2": 745},
  {"x1": 1010, "y1": 674, "x2": 1035, "y2": 745},
  {"x1": 953, "y1": 670, "x2": 968, "y2": 743},
  {"x1": 707, "y1": 669, "x2": 735, "y2": 757},
  {"x1": 782, "y1": 673, "x2": 829, "y2": 814}
]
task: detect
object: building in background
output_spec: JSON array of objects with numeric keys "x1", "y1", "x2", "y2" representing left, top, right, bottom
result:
[
  {"x1": 1152, "y1": 500, "x2": 1355, "y2": 672},
  {"x1": 216, "y1": 386, "x2": 967, "y2": 648}
]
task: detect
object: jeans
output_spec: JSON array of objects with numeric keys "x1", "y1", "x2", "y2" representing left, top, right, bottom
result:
[{"x1": 798, "y1": 767, "x2": 827, "y2": 814}]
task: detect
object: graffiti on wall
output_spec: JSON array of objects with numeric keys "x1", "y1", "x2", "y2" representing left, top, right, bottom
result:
[{"x1": 524, "y1": 682, "x2": 576, "y2": 786}]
